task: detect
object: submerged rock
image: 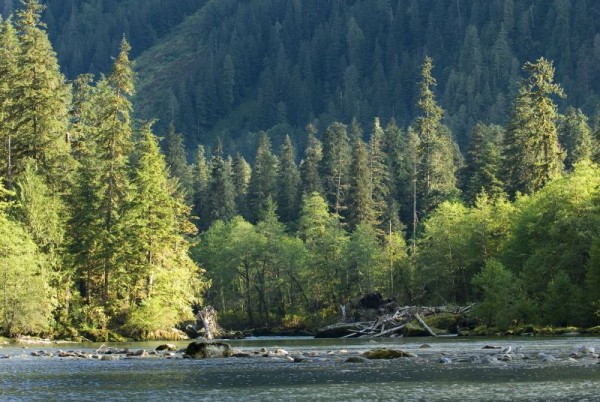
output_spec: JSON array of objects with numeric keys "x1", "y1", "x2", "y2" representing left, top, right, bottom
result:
[
  {"x1": 345, "y1": 356, "x2": 369, "y2": 363},
  {"x1": 363, "y1": 348, "x2": 415, "y2": 359},
  {"x1": 156, "y1": 344, "x2": 177, "y2": 352},
  {"x1": 184, "y1": 341, "x2": 232, "y2": 359}
]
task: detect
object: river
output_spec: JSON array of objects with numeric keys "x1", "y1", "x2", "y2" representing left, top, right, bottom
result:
[{"x1": 1, "y1": 336, "x2": 599, "y2": 401}]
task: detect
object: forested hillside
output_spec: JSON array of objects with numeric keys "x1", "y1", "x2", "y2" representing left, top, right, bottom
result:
[{"x1": 4, "y1": 0, "x2": 600, "y2": 154}]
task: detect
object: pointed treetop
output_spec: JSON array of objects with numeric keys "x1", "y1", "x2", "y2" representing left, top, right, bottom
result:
[
  {"x1": 16, "y1": 0, "x2": 45, "y2": 29},
  {"x1": 110, "y1": 35, "x2": 135, "y2": 96}
]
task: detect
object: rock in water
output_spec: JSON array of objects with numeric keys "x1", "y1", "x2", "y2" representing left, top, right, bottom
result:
[
  {"x1": 184, "y1": 341, "x2": 232, "y2": 358},
  {"x1": 156, "y1": 344, "x2": 177, "y2": 352},
  {"x1": 363, "y1": 348, "x2": 414, "y2": 359}
]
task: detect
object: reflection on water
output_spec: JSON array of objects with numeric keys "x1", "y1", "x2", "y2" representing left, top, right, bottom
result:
[{"x1": 1, "y1": 337, "x2": 599, "y2": 401}]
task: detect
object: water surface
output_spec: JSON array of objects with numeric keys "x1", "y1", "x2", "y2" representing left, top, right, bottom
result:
[{"x1": 1, "y1": 337, "x2": 599, "y2": 401}]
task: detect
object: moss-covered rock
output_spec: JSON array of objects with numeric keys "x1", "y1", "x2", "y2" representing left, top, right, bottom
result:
[
  {"x1": 363, "y1": 348, "x2": 414, "y2": 359},
  {"x1": 184, "y1": 341, "x2": 232, "y2": 358},
  {"x1": 424, "y1": 313, "x2": 461, "y2": 332}
]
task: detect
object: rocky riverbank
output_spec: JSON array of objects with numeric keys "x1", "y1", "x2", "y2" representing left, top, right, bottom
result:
[{"x1": 2, "y1": 339, "x2": 600, "y2": 370}]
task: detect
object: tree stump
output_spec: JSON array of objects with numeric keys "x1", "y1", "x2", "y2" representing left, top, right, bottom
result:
[{"x1": 195, "y1": 306, "x2": 221, "y2": 340}]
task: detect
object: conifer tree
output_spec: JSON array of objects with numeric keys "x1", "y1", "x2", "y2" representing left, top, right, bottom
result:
[
  {"x1": 164, "y1": 122, "x2": 193, "y2": 203},
  {"x1": 247, "y1": 132, "x2": 278, "y2": 222},
  {"x1": 192, "y1": 145, "x2": 209, "y2": 225},
  {"x1": 347, "y1": 138, "x2": 375, "y2": 230},
  {"x1": 414, "y1": 56, "x2": 459, "y2": 217},
  {"x1": 95, "y1": 37, "x2": 135, "y2": 304},
  {"x1": 503, "y1": 58, "x2": 565, "y2": 196},
  {"x1": 231, "y1": 152, "x2": 251, "y2": 219},
  {"x1": 276, "y1": 135, "x2": 301, "y2": 224},
  {"x1": 0, "y1": 18, "x2": 19, "y2": 188},
  {"x1": 461, "y1": 123, "x2": 505, "y2": 204},
  {"x1": 204, "y1": 149, "x2": 236, "y2": 228},
  {"x1": 368, "y1": 117, "x2": 389, "y2": 228},
  {"x1": 320, "y1": 122, "x2": 351, "y2": 216},
  {"x1": 300, "y1": 130, "x2": 323, "y2": 198},
  {"x1": 121, "y1": 122, "x2": 202, "y2": 334},
  {"x1": 558, "y1": 107, "x2": 592, "y2": 170},
  {"x1": 9, "y1": 0, "x2": 72, "y2": 188}
]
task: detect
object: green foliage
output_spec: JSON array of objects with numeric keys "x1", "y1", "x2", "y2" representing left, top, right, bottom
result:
[
  {"x1": 0, "y1": 180, "x2": 52, "y2": 336},
  {"x1": 471, "y1": 259, "x2": 521, "y2": 331},
  {"x1": 503, "y1": 58, "x2": 565, "y2": 196}
]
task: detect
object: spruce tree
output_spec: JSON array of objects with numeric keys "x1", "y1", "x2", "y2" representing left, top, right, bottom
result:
[
  {"x1": 0, "y1": 18, "x2": 19, "y2": 188},
  {"x1": 9, "y1": 0, "x2": 72, "y2": 188},
  {"x1": 414, "y1": 56, "x2": 459, "y2": 217},
  {"x1": 320, "y1": 122, "x2": 351, "y2": 216},
  {"x1": 164, "y1": 122, "x2": 193, "y2": 203},
  {"x1": 231, "y1": 152, "x2": 251, "y2": 219},
  {"x1": 247, "y1": 132, "x2": 278, "y2": 223},
  {"x1": 558, "y1": 107, "x2": 592, "y2": 170},
  {"x1": 368, "y1": 117, "x2": 389, "y2": 228},
  {"x1": 95, "y1": 37, "x2": 135, "y2": 304},
  {"x1": 204, "y1": 150, "x2": 236, "y2": 227},
  {"x1": 192, "y1": 145, "x2": 209, "y2": 225},
  {"x1": 461, "y1": 123, "x2": 505, "y2": 204},
  {"x1": 122, "y1": 122, "x2": 202, "y2": 333},
  {"x1": 276, "y1": 135, "x2": 301, "y2": 224},
  {"x1": 347, "y1": 138, "x2": 375, "y2": 230},
  {"x1": 503, "y1": 58, "x2": 565, "y2": 196},
  {"x1": 300, "y1": 130, "x2": 323, "y2": 198}
]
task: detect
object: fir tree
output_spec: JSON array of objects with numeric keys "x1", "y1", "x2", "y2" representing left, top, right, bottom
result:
[
  {"x1": 558, "y1": 107, "x2": 592, "y2": 170},
  {"x1": 461, "y1": 123, "x2": 505, "y2": 204},
  {"x1": 95, "y1": 37, "x2": 135, "y2": 304},
  {"x1": 320, "y1": 122, "x2": 351, "y2": 216},
  {"x1": 276, "y1": 135, "x2": 301, "y2": 224},
  {"x1": 164, "y1": 122, "x2": 193, "y2": 203},
  {"x1": 414, "y1": 56, "x2": 458, "y2": 216},
  {"x1": 231, "y1": 152, "x2": 251, "y2": 219},
  {"x1": 368, "y1": 117, "x2": 389, "y2": 228},
  {"x1": 0, "y1": 18, "x2": 19, "y2": 188},
  {"x1": 247, "y1": 132, "x2": 278, "y2": 223},
  {"x1": 9, "y1": 0, "x2": 72, "y2": 188},
  {"x1": 300, "y1": 130, "x2": 323, "y2": 198},
  {"x1": 121, "y1": 121, "x2": 202, "y2": 334},
  {"x1": 503, "y1": 58, "x2": 565, "y2": 196},
  {"x1": 347, "y1": 138, "x2": 375, "y2": 230},
  {"x1": 204, "y1": 150, "x2": 236, "y2": 227},
  {"x1": 192, "y1": 145, "x2": 209, "y2": 225}
]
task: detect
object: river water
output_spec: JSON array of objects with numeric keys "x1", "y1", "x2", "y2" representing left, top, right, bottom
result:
[{"x1": 1, "y1": 336, "x2": 599, "y2": 401}]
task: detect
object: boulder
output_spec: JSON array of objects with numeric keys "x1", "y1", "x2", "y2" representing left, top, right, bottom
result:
[
  {"x1": 184, "y1": 341, "x2": 232, "y2": 359},
  {"x1": 156, "y1": 344, "x2": 177, "y2": 352},
  {"x1": 363, "y1": 348, "x2": 414, "y2": 359}
]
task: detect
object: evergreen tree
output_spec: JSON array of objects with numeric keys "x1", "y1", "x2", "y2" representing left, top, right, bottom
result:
[
  {"x1": 0, "y1": 18, "x2": 19, "y2": 188},
  {"x1": 204, "y1": 150, "x2": 236, "y2": 228},
  {"x1": 121, "y1": 122, "x2": 203, "y2": 335},
  {"x1": 558, "y1": 107, "x2": 592, "y2": 170},
  {"x1": 414, "y1": 56, "x2": 458, "y2": 217},
  {"x1": 0, "y1": 179, "x2": 52, "y2": 336},
  {"x1": 164, "y1": 122, "x2": 193, "y2": 203},
  {"x1": 347, "y1": 138, "x2": 375, "y2": 230},
  {"x1": 368, "y1": 117, "x2": 389, "y2": 228},
  {"x1": 461, "y1": 123, "x2": 505, "y2": 204},
  {"x1": 320, "y1": 122, "x2": 351, "y2": 216},
  {"x1": 300, "y1": 130, "x2": 323, "y2": 198},
  {"x1": 246, "y1": 132, "x2": 278, "y2": 222},
  {"x1": 191, "y1": 144, "x2": 209, "y2": 225},
  {"x1": 231, "y1": 152, "x2": 251, "y2": 219},
  {"x1": 9, "y1": 0, "x2": 72, "y2": 188},
  {"x1": 94, "y1": 37, "x2": 135, "y2": 304},
  {"x1": 276, "y1": 135, "x2": 300, "y2": 224},
  {"x1": 503, "y1": 58, "x2": 565, "y2": 196}
]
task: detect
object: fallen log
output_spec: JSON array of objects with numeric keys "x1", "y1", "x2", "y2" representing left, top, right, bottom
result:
[{"x1": 415, "y1": 312, "x2": 438, "y2": 337}]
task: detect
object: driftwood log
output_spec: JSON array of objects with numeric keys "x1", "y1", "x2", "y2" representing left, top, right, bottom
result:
[
  {"x1": 317, "y1": 305, "x2": 473, "y2": 339},
  {"x1": 195, "y1": 306, "x2": 222, "y2": 340}
]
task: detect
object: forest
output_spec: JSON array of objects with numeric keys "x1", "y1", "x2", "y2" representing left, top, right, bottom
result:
[{"x1": 1, "y1": 0, "x2": 600, "y2": 340}]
